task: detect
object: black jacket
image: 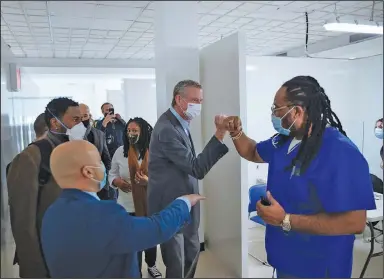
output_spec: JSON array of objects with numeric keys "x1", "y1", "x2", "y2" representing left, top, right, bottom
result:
[
  {"x1": 84, "y1": 126, "x2": 111, "y2": 171},
  {"x1": 84, "y1": 126, "x2": 115, "y2": 200},
  {"x1": 95, "y1": 118, "x2": 126, "y2": 158}
]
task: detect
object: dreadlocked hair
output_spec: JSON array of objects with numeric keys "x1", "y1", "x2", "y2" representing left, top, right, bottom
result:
[
  {"x1": 123, "y1": 117, "x2": 153, "y2": 160},
  {"x1": 276, "y1": 76, "x2": 347, "y2": 175}
]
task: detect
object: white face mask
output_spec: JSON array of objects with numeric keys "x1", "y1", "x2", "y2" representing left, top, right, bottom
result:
[
  {"x1": 48, "y1": 108, "x2": 86, "y2": 141},
  {"x1": 66, "y1": 122, "x2": 87, "y2": 141},
  {"x1": 181, "y1": 98, "x2": 201, "y2": 120}
]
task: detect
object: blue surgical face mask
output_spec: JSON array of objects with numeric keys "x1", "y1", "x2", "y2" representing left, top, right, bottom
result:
[
  {"x1": 271, "y1": 106, "x2": 297, "y2": 136},
  {"x1": 88, "y1": 162, "x2": 107, "y2": 191},
  {"x1": 375, "y1": 128, "x2": 383, "y2": 140}
]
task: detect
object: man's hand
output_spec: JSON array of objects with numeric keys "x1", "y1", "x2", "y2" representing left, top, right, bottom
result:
[
  {"x1": 102, "y1": 114, "x2": 114, "y2": 127},
  {"x1": 256, "y1": 191, "x2": 286, "y2": 226},
  {"x1": 214, "y1": 115, "x2": 228, "y2": 142},
  {"x1": 223, "y1": 116, "x2": 242, "y2": 135},
  {"x1": 182, "y1": 194, "x2": 206, "y2": 207},
  {"x1": 115, "y1": 113, "x2": 122, "y2": 120}
]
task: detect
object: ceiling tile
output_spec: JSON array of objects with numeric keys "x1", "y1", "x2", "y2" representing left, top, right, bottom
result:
[
  {"x1": 236, "y1": 3, "x2": 263, "y2": 12},
  {"x1": 209, "y1": 9, "x2": 230, "y2": 16},
  {"x1": 1, "y1": 7, "x2": 23, "y2": 14},
  {"x1": 50, "y1": 16, "x2": 92, "y2": 29},
  {"x1": 131, "y1": 22, "x2": 152, "y2": 30},
  {"x1": 21, "y1": 1, "x2": 47, "y2": 10},
  {"x1": 26, "y1": 9, "x2": 47, "y2": 16},
  {"x1": 49, "y1": 2, "x2": 96, "y2": 18},
  {"x1": 2, "y1": 14, "x2": 26, "y2": 22},
  {"x1": 226, "y1": 10, "x2": 249, "y2": 17},
  {"x1": 28, "y1": 15, "x2": 49, "y2": 23},
  {"x1": 216, "y1": 16, "x2": 238, "y2": 24},
  {"x1": 94, "y1": 6, "x2": 142, "y2": 20},
  {"x1": 218, "y1": 2, "x2": 242, "y2": 10},
  {"x1": 92, "y1": 19, "x2": 133, "y2": 31}
]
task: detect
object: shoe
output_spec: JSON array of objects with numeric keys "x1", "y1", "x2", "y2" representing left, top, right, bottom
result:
[{"x1": 148, "y1": 265, "x2": 162, "y2": 278}]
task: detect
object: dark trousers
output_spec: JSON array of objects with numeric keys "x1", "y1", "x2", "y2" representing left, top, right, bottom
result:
[{"x1": 129, "y1": 213, "x2": 157, "y2": 273}]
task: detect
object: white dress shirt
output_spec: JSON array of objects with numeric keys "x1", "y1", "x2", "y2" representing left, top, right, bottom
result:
[{"x1": 108, "y1": 146, "x2": 135, "y2": 213}]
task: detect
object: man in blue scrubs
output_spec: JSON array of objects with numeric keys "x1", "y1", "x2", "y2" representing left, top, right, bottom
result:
[
  {"x1": 41, "y1": 140, "x2": 205, "y2": 278},
  {"x1": 223, "y1": 76, "x2": 376, "y2": 278}
]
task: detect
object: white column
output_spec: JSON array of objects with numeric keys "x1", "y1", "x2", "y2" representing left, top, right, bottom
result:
[
  {"x1": 122, "y1": 79, "x2": 157, "y2": 126},
  {"x1": 154, "y1": 1, "x2": 205, "y2": 245},
  {"x1": 154, "y1": 1, "x2": 199, "y2": 117}
]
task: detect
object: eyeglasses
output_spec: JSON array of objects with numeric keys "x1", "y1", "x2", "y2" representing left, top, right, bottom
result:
[{"x1": 271, "y1": 104, "x2": 294, "y2": 114}]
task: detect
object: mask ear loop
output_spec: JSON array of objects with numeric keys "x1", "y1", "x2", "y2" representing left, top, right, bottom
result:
[
  {"x1": 47, "y1": 108, "x2": 69, "y2": 133},
  {"x1": 86, "y1": 165, "x2": 104, "y2": 183}
]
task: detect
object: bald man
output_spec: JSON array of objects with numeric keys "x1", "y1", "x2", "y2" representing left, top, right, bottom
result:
[
  {"x1": 79, "y1": 103, "x2": 115, "y2": 201},
  {"x1": 41, "y1": 140, "x2": 203, "y2": 278}
]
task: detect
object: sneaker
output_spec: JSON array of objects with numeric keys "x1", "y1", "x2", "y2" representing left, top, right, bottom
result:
[{"x1": 147, "y1": 265, "x2": 162, "y2": 278}]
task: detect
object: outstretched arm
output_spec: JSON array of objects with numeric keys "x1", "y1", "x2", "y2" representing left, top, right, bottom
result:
[{"x1": 110, "y1": 196, "x2": 202, "y2": 253}]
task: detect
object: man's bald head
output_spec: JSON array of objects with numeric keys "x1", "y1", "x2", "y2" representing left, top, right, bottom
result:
[
  {"x1": 50, "y1": 140, "x2": 105, "y2": 192},
  {"x1": 79, "y1": 103, "x2": 91, "y2": 122}
]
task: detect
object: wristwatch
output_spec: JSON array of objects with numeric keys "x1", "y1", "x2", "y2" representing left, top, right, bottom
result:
[{"x1": 281, "y1": 213, "x2": 291, "y2": 232}]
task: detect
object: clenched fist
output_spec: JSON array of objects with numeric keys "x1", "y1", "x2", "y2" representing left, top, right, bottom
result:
[
  {"x1": 214, "y1": 114, "x2": 228, "y2": 131},
  {"x1": 223, "y1": 116, "x2": 242, "y2": 135}
]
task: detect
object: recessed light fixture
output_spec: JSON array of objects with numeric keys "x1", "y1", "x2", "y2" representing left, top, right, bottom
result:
[{"x1": 324, "y1": 19, "x2": 383, "y2": 35}]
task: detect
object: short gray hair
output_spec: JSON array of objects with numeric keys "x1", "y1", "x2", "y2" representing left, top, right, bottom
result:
[{"x1": 171, "y1": 80, "x2": 202, "y2": 107}]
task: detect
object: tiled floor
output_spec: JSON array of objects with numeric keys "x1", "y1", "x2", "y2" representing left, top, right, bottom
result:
[{"x1": 2, "y1": 217, "x2": 383, "y2": 278}]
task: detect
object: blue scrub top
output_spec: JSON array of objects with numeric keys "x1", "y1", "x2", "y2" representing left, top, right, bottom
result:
[{"x1": 257, "y1": 127, "x2": 376, "y2": 278}]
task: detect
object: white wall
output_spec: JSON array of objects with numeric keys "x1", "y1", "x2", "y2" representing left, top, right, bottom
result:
[
  {"x1": 123, "y1": 79, "x2": 157, "y2": 126},
  {"x1": 200, "y1": 32, "x2": 248, "y2": 278},
  {"x1": 354, "y1": 55, "x2": 383, "y2": 179},
  {"x1": 246, "y1": 55, "x2": 383, "y2": 185}
]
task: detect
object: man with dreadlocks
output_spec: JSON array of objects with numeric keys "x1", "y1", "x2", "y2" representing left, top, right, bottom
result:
[
  {"x1": 221, "y1": 76, "x2": 376, "y2": 278},
  {"x1": 108, "y1": 117, "x2": 161, "y2": 278}
]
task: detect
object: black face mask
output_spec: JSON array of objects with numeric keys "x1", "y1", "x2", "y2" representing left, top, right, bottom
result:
[
  {"x1": 128, "y1": 134, "x2": 139, "y2": 145},
  {"x1": 82, "y1": 119, "x2": 90, "y2": 127}
]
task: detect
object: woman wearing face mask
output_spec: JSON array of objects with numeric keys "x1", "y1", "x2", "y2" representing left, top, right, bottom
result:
[
  {"x1": 374, "y1": 118, "x2": 383, "y2": 169},
  {"x1": 108, "y1": 117, "x2": 162, "y2": 278}
]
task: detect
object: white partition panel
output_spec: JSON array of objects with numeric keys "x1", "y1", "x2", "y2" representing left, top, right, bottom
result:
[{"x1": 200, "y1": 32, "x2": 248, "y2": 278}]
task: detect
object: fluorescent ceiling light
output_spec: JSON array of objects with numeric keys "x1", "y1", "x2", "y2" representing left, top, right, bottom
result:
[{"x1": 324, "y1": 20, "x2": 383, "y2": 35}]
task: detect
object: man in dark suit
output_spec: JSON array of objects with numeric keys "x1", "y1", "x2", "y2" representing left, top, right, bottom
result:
[
  {"x1": 148, "y1": 80, "x2": 229, "y2": 278},
  {"x1": 80, "y1": 103, "x2": 115, "y2": 200}
]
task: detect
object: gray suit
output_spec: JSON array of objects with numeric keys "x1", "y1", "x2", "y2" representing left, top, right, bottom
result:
[{"x1": 148, "y1": 109, "x2": 229, "y2": 278}]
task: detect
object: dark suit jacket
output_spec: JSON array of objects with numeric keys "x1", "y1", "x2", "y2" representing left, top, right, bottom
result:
[
  {"x1": 148, "y1": 109, "x2": 229, "y2": 232},
  {"x1": 6, "y1": 132, "x2": 65, "y2": 278},
  {"x1": 41, "y1": 189, "x2": 190, "y2": 278}
]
